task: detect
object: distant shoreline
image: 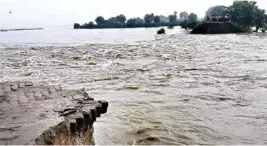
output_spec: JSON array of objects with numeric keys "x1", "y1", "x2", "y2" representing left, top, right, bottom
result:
[
  {"x1": 74, "y1": 23, "x2": 179, "y2": 30},
  {"x1": 0, "y1": 28, "x2": 43, "y2": 32},
  {"x1": 74, "y1": 25, "x2": 176, "y2": 30}
]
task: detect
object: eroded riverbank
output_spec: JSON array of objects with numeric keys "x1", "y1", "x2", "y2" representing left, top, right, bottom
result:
[{"x1": 1, "y1": 33, "x2": 267, "y2": 144}]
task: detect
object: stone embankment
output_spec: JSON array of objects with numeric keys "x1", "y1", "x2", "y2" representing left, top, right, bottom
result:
[{"x1": 0, "y1": 81, "x2": 108, "y2": 145}]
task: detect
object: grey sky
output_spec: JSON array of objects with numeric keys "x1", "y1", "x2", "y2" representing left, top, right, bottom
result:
[{"x1": 0, "y1": 0, "x2": 267, "y2": 28}]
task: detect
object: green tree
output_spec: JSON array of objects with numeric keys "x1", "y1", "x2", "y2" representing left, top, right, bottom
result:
[
  {"x1": 136, "y1": 17, "x2": 145, "y2": 24},
  {"x1": 174, "y1": 11, "x2": 178, "y2": 16},
  {"x1": 108, "y1": 17, "x2": 118, "y2": 24},
  {"x1": 228, "y1": 1, "x2": 261, "y2": 30},
  {"x1": 169, "y1": 12, "x2": 178, "y2": 24},
  {"x1": 264, "y1": 14, "x2": 267, "y2": 31},
  {"x1": 188, "y1": 13, "x2": 198, "y2": 22},
  {"x1": 74, "y1": 23, "x2": 81, "y2": 29},
  {"x1": 126, "y1": 18, "x2": 136, "y2": 27},
  {"x1": 144, "y1": 13, "x2": 155, "y2": 24},
  {"x1": 179, "y1": 11, "x2": 188, "y2": 21},
  {"x1": 169, "y1": 11, "x2": 178, "y2": 23},
  {"x1": 116, "y1": 14, "x2": 127, "y2": 24},
  {"x1": 254, "y1": 9, "x2": 266, "y2": 31},
  {"x1": 169, "y1": 15, "x2": 176, "y2": 23},
  {"x1": 186, "y1": 21, "x2": 199, "y2": 29},
  {"x1": 154, "y1": 15, "x2": 161, "y2": 23},
  {"x1": 88, "y1": 21, "x2": 95, "y2": 28},
  {"x1": 95, "y1": 16, "x2": 106, "y2": 25},
  {"x1": 229, "y1": 0, "x2": 267, "y2": 31}
]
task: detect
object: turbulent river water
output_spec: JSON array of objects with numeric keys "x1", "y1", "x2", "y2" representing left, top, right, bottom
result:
[{"x1": 1, "y1": 28, "x2": 267, "y2": 144}]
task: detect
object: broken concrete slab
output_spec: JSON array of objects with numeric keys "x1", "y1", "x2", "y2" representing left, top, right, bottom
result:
[{"x1": 0, "y1": 81, "x2": 108, "y2": 145}]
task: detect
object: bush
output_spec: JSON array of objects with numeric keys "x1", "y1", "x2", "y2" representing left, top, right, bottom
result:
[
  {"x1": 180, "y1": 21, "x2": 200, "y2": 30},
  {"x1": 157, "y1": 28, "x2": 166, "y2": 34},
  {"x1": 73, "y1": 23, "x2": 81, "y2": 29}
]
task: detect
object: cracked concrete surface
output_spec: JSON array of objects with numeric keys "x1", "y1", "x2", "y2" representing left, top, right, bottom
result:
[{"x1": 0, "y1": 81, "x2": 108, "y2": 145}]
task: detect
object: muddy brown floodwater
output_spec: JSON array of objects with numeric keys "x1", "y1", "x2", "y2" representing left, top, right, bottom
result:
[{"x1": 1, "y1": 33, "x2": 267, "y2": 145}]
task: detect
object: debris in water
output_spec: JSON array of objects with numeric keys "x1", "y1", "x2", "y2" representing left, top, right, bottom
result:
[
  {"x1": 182, "y1": 99, "x2": 190, "y2": 102},
  {"x1": 218, "y1": 97, "x2": 232, "y2": 101},
  {"x1": 72, "y1": 56, "x2": 81, "y2": 60},
  {"x1": 136, "y1": 68, "x2": 149, "y2": 72},
  {"x1": 184, "y1": 68, "x2": 199, "y2": 71},
  {"x1": 88, "y1": 61, "x2": 97, "y2": 65},
  {"x1": 94, "y1": 76, "x2": 119, "y2": 82},
  {"x1": 157, "y1": 28, "x2": 166, "y2": 34},
  {"x1": 125, "y1": 86, "x2": 139, "y2": 90},
  {"x1": 115, "y1": 54, "x2": 123, "y2": 59},
  {"x1": 23, "y1": 72, "x2": 33, "y2": 76}
]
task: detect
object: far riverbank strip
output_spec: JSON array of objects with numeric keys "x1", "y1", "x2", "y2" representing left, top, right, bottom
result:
[{"x1": 0, "y1": 28, "x2": 43, "y2": 32}]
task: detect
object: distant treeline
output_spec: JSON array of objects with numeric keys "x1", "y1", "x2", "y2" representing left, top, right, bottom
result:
[
  {"x1": 74, "y1": 12, "x2": 199, "y2": 29},
  {"x1": 74, "y1": 0, "x2": 267, "y2": 32}
]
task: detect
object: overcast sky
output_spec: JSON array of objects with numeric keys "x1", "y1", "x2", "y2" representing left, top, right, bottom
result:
[{"x1": 0, "y1": 0, "x2": 267, "y2": 28}]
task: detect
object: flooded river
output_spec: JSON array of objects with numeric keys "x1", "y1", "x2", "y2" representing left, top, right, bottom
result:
[{"x1": 1, "y1": 29, "x2": 267, "y2": 144}]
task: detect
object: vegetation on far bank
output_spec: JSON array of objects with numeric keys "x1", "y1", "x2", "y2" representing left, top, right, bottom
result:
[
  {"x1": 73, "y1": 0, "x2": 267, "y2": 32},
  {"x1": 74, "y1": 11, "x2": 198, "y2": 29}
]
